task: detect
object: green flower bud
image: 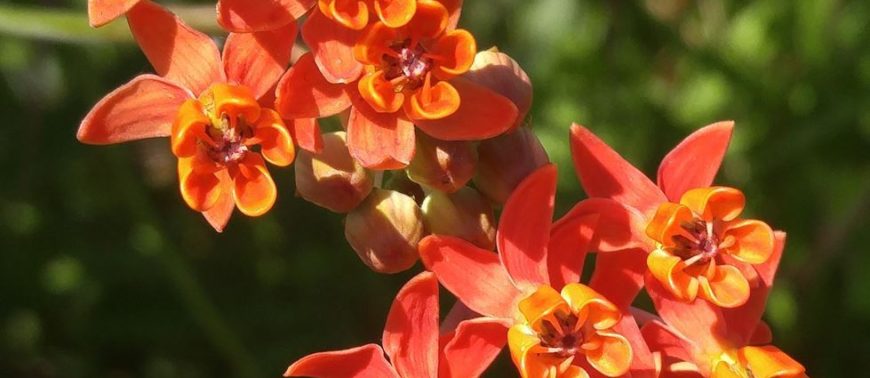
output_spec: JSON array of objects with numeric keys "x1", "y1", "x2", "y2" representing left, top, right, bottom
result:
[
  {"x1": 422, "y1": 187, "x2": 496, "y2": 250},
  {"x1": 407, "y1": 132, "x2": 477, "y2": 193},
  {"x1": 474, "y1": 127, "x2": 549, "y2": 204}
]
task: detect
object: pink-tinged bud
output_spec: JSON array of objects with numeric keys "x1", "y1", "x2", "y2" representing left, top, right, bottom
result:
[
  {"x1": 464, "y1": 49, "x2": 533, "y2": 128},
  {"x1": 407, "y1": 132, "x2": 477, "y2": 193},
  {"x1": 344, "y1": 189, "x2": 425, "y2": 274},
  {"x1": 295, "y1": 132, "x2": 373, "y2": 213},
  {"x1": 474, "y1": 127, "x2": 550, "y2": 204},
  {"x1": 422, "y1": 187, "x2": 496, "y2": 250}
]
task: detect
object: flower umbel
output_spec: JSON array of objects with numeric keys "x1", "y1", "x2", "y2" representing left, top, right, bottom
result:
[{"x1": 646, "y1": 187, "x2": 775, "y2": 307}]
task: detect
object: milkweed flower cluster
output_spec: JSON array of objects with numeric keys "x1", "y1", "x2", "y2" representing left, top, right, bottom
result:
[{"x1": 79, "y1": 0, "x2": 807, "y2": 376}]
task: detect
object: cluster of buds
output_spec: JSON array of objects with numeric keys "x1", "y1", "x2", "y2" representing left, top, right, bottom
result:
[{"x1": 78, "y1": 0, "x2": 807, "y2": 377}]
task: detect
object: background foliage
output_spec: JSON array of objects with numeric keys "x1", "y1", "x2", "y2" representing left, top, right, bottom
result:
[{"x1": 1, "y1": 0, "x2": 868, "y2": 376}]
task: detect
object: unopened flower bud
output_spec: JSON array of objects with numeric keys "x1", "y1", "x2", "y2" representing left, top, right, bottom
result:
[
  {"x1": 345, "y1": 189, "x2": 425, "y2": 274},
  {"x1": 474, "y1": 127, "x2": 549, "y2": 204},
  {"x1": 385, "y1": 171, "x2": 426, "y2": 204},
  {"x1": 422, "y1": 187, "x2": 496, "y2": 250},
  {"x1": 407, "y1": 132, "x2": 477, "y2": 193},
  {"x1": 464, "y1": 49, "x2": 533, "y2": 128},
  {"x1": 295, "y1": 131, "x2": 372, "y2": 213}
]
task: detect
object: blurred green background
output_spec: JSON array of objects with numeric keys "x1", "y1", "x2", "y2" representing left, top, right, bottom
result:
[{"x1": 1, "y1": 0, "x2": 868, "y2": 376}]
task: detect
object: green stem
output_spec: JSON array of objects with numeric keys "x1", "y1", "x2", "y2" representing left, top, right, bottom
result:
[{"x1": 0, "y1": 4, "x2": 221, "y2": 44}]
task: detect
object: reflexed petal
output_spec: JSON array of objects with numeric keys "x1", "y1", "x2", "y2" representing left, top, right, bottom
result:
[
  {"x1": 640, "y1": 320, "x2": 695, "y2": 363},
  {"x1": 497, "y1": 164, "x2": 557, "y2": 287},
  {"x1": 645, "y1": 275, "x2": 729, "y2": 353},
  {"x1": 347, "y1": 96, "x2": 416, "y2": 170},
  {"x1": 217, "y1": 0, "x2": 313, "y2": 32},
  {"x1": 275, "y1": 53, "x2": 352, "y2": 119},
  {"x1": 429, "y1": 30, "x2": 477, "y2": 80},
  {"x1": 464, "y1": 50, "x2": 532, "y2": 128},
  {"x1": 418, "y1": 235, "x2": 522, "y2": 319},
  {"x1": 88, "y1": 0, "x2": 141, "y2": 27},
  {"x1": 284, "y1": 343, "x2": 400, "y2": 378},
  {"x1": 223, "y1": 24, "x2": 298, "y2": 99},
  {"x1": 585, "y1": 331, "x2": 632, "y2": 377},
  {"x1": 569, "y1": 124, "x2": 665, "y2": 216},
  {"x1": 559, "y1": 198, "x2": 653, "y2": 254},
  {"x1": 178, "y1": 154, "x2": 223, "y2": 212},
  {"x1": 560, "y1": 284, "x2": 620, "y2": 330},
  {"x1": 657, "y1": 121, "x2": 734, "y2": 202},
  {"x1": 232, "y1": 154, "x2": 277, "y2": 216},
  {"x1": 127, "y1": 1, "x2": 224, "y2": 95},
  {"x1": 698, "y1": 265, "x2": 750, "y2": 308},
  {"x1": 405, "y1": 79, "x2": 461, "y2": 120},
  {"x1": 613, "y1": 314, "x2": 658, "y2": 378},
  {"x1": 202, "y1": 170, "x2": 235, "y2": 232},
  {"x1": 724, "y1": 219, "x2": 775, "y2": 265},
  {"x1": 374, "y1": 0, "x2": 416, "y2": 28},
  {"x1": 739, "y1": 346, "x2": 806, "y2": 378},
  {"x1": 547, "y1": 212, "x2": 596, "y2": 291},
  {"x1": 415, "y1": 78, "x2": 517, "y2": 141},
  {"x1": 749, "y1": 321, "x2": 773, "y2": 345},
  {"x1": 359, "y1": 71, "x2": 405, "y2": 113},
  {"x1": 322, "y1": 0, "x2": 369, "y2": 30},
  {"x1": 647, "y1": 249, "x2": 699, "y2": 302},
  {"x1": 252, "y1": 109, "x2": 296, "y2": 166},
  {"x1": 170, "y1": 99, "x2": 211, "y2": 157},
  {"x1": 680, "y1": 187, "x2": 745, "y2": 222},
  {"x1": 517, "y1": 285, "x2": 567, "y2": 326},
  {"x1": 438, "y1": 0, "x2": 463, "y2": 30},
  {"x1": 645, "y1": 202, "x2": 695, "y2": 247},
  {"x1": 383, "y1": 272, "x2": 438, "y2": 378},
  {"x1": 288, "y1": 117, "x2": 323, "y2": 153},
  {"x1": 78, "y1": 74, "x2": 191, "y2": 145},
  {"x1": 438, "y1": 317, "x2": 510, "y2": 378},
  {"x1": 588, "y1": 249, "x2": 648, "y2": 309},
  {"x1": 302, "y1": 8, "x2": 365, "y2": 83}
]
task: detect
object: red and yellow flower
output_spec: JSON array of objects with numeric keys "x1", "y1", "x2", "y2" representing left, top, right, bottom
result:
[
  {"x1": 277, "y1": 0, "x2": 518, "y2": 170},
  {"x1": 78, "y1": 2, "x2": 312, "y2": 231},
  {"x1": 284, "y1": 271, "x2": 510, "y2": 377},
  {"x1": 419, "y1": 165, "x2": 657, "y2": 377},
  {"x1": 87, "y1": 0, "x2": 314, "y2": 31}
]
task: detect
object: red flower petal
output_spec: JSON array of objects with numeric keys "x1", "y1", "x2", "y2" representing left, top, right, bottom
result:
[
  {"x1": 78, "y1": 74, "x2": 191, "y2": 144},
  {"x1": 438, "y1": 0, "x2": 463, "y2": 30},
  {"x1": 640, "y1": 320, "x2": 696, "y2": 364},
  {"x1": 202, "y1": 170, "x2": 235, "y2": 232},
  {"x1": 217, "y1": 0, "x2": 314, "y2": 33},
  {"x1": 589, "y1": 249, "x2": 649, "y2": 309},
  {"x1": 463, "y1": 50, "x2": 532, "y2": 129},
  {"x1": 569, "y1": 124, "x2": 665, "y2": 216},
  {"x1": 288, "y1": 117, "x2": 323, "y2": 153},
  {"x1": 547, "y1": 211, "x2": 596, "y2": 291},
  {"x1": 645, "y1": 274, "x2": 729, "y2": 354},
  {"x1": 497, "y1": 164, "x2": 557, "y2": 287},
  {"x1": 418, "y1": 235, "x2": 522, "y2": 319},
  {"x1": 382, "y1": 271, "x2": 439, "y2": 378},
  {"x1": 223, "y1": 24, "x2": 298, "y2": 100},
  {"x1": 415, "y1": 78, "x2": 517, "y2": 141},
  {"x1": 88, "y1": 0, "x2": 141, "y2": 27},
  {"x1": 284, "y1": 343, "x2": 400, "y2": 378},
  {"x1": 657, "y1": 121, "x2": 734, "y2": 202},
  {"x1": 438, "y1": 317, "x2": 510, "y2": 378},
  {"x1": 275, "y1": 53, "x2": 352, "y2": 119},
  {"x1": 127, "y1": 1, "x2": 224, "y2": 95},
  {"x1": 347, "y1": 97, "x2": 416, "y2": 170},
  {"x1": 301, "y1": 7, "x2": 364, "y2": 84}
]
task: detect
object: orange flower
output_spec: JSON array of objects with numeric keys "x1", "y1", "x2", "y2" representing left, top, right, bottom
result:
[
  {"x1": 318, "y1": 0, "x2": 417, "y2": 30},
  {"x1": 645, "y1": 187, "x2": 774, "y2": 308},
  {"x1": 508, "y1": 284, "x2": 632, "y2": 378},
  {"x1": 78, "y1": 2, "x2": 309, "y2": 231},
  {"x1": 279, "y1": 0, "x2": 517, "y2": 169},
  {"x1": 711, "y1": 346, "x2": 806, "y2": 378}
]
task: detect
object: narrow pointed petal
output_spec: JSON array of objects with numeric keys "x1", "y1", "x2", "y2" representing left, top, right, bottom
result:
[
  {"x1": 288, "y1": 117, "x2": 323, "y2": 153},
  {"x1": 347, "y1": 99, "x2": 416, "y2": 170},
  {"x1": 739, "y1": 346, "x2": 806, "y2": 378},
  {"x1": 589, "y1": 249, "x2": 649, "y2": 309},
  {"x1": 657, "y1": 121, "x2": 734, "y2": 202},
  {"x1": 88, "y1": 0, "x2": 141, "y2": 27},
  {"x1": 497, "y1": 164, "x2": 557, "y2": 287},
  {"x1": 569, "y1": 124, "x2": 665, "y2": 216},
  {"x1": 217, "y1": 0, "x2": 314, "y2": 33},
  {"x1": 554, "y1": 198, "x2": 653, "y2": 255},
  {"x1": 438, "y1": 317, "x2": 511, "y2": 378},
  {"x1": 382, "y1": 272, "x2": 439, "y2": 378},
  {"x1": 78, "y1": 74, "x2": 190, "y2": 144},
  {"x1": 223, "y1": 24, "x2": 297, "y2": 99},
  {"x1": 202, "y1": 171, "x2": 235, "y2": 232},
  {"x1": 275, "y1": 53, "x2": 352, "y2": 119},
  {"x1": 418, "y1": 235, "x2": 522, "y2": 319},
  {"x1": 611, "y1": 313, "x2": 658, "y2": 378},
  {"x1": 547, "y1": 211, "x2": 596, "y2": 290},
  {"x1": 302, "y1": 8, "x2": 364, "y2": 83},
  {"x1": 463, "y1": 50, "x2": 532, "y2": 128},
  {"x1": 640, "y1": 320, "x2": 695, "y2": 363},
  {"x1": 232, "y1": 154, "x2": 278, "y2": 216},
  {"x1": 374, "y1": 0, "x2": 416, "y2": 28},
  {"x1": 415, "y1": 78, "x2": 517, "y2": 141},
  {"x1": 645, "y1": 275, "x2": 729, "y2": 354},
  {"x1": 721, "y1": 232, "x2": 786, "y2": 345},
  {"x1": 284, "y1": 344, "x2": 400, "y2": 378},
  {"x1": 748, "y1": 321, "x2": 773, "y2": 345},
  {"x1": 437, "y1": 0, "x2": 463, "y2": 30},
  {"x1": 440, "y1": 302, "x2": 478, "y2": 334},
  {"x1": 127, "y1": 1, "x2": 224, "y2": 95}
]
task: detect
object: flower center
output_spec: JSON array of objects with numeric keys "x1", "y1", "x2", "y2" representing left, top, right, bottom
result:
[
  {"x1": 536, "y1": 311, "x2": 585, "y2": 358},
  {"x1": 671, "y1": 218, "x2": 721, "y2": 266},
  {"x1": 383, "y1": 40, "x2": 432, "y2": 92},
  {"x1": 203, "y1": 114, "x2": 252, "y2": 165}
]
